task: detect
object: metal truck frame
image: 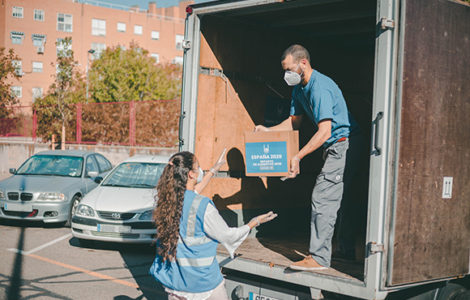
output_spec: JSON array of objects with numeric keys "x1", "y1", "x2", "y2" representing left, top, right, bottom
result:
[{"x1": 178, "y1": 0, "x2": 470, "y2": 299}]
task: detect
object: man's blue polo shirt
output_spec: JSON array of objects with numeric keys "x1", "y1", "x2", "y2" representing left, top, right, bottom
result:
[{"x1": 290, "y1": 69, "x2": 359, "y2": 148}]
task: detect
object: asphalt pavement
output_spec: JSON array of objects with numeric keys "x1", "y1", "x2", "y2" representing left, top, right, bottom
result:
[{"x1": 0, "y1": 219, "x2": 166, "y2": 299}]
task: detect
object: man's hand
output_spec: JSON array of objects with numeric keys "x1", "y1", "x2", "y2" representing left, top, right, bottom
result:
[
  {"x1": 254, "y1": 125, "x2": 269, "y2": 132},
  {"x1": 287, "y1": 156, "x2": 300, "y2": 179}
]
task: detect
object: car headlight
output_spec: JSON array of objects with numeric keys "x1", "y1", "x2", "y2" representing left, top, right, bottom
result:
[
  {"x1": 37, "y1": 192, "x2": 65, "y2": 201},
  {"x1": 0, "y1": 190, "x2": 5, "y2": 200},
  {"x1": 138, "y1": 209, "x2": 154, "y2": 221},
  {"x1": 75, "y1": 204, "x2": 95, "y2": 217}
]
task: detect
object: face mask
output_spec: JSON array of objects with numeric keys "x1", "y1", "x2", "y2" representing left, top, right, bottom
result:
[
  {"x1": 197, "y1": 167, "x2": 204, "y2": 183},
  {"x1": 284, "y1": 64, "x2": 303, "y2": 86}
]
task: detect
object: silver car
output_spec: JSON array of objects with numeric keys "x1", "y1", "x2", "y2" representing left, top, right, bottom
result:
[
  {"x1": 0, "y1": 150, "x2": 112, "y2": 226},
  {"x1": 71, "y1": 155, "x2": 168, "y2": 244}
]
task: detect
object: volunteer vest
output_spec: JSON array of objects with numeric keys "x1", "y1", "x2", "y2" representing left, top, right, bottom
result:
[{"x1": 150, "y1": 190, "x2": 223, "y2": 293}]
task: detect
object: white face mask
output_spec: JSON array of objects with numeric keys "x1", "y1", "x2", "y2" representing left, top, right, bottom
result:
[
  {"x1": 283, "y1": 64, "x2": 303, "y2": 86},
  {"x1": 197, "y1": 167, "x2": 204, "y2": 183}
]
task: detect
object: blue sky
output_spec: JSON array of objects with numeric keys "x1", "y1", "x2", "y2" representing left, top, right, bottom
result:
[{"x1": 96, "y1": 0, "x2": 212, "y2": 9}]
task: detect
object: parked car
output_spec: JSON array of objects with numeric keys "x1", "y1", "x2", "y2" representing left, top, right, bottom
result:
[
  {"x1": 71, "y1": 155, "x2": 169, "y2": 244},
  {"x1": 0, "y1": 150, "x2": 112, "y2": 226}
]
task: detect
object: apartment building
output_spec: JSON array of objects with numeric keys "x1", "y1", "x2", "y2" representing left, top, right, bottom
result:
[{"x1": 0, "y1": 0, "x2": 190, "y2": 106}]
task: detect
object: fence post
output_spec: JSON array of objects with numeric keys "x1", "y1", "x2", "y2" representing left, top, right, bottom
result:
[
  {"x1": 32, "y1": 110, "x2": 37, "y2": 141},
  {"x1": 76, "y1": 103, "x2": 82, "y2": 144},
  {"x1": 129, "y1": 101, "x2": 136, "y2": 146}
]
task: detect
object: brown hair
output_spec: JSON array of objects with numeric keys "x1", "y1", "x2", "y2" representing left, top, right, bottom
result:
[
  {"x1": 153, "y1": 151, "x2": 195, "y2": 262},
  {"x1": 281, "y1": 44, "x2": 310, "y2": 63}
]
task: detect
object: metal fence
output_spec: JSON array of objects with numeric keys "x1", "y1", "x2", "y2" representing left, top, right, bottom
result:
[{"x1": 0, "y1": 100, "x2": 180, "y2": 147}]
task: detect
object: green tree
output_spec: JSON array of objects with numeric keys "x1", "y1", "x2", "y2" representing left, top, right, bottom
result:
[
  {"x1": 89, "y1": 43, "x2": 182, "y2": 102},
  {"x1": 34, "y1": 37, "x2": 85, "y2": 147},
  {"x1": 0, "y1": 47, "x2": 20, "y2": 119}
]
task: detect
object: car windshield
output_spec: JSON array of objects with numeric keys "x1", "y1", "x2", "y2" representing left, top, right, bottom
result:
[
  {"x1": 101, "y1": 162, "x2": 165, "y2": 188},
  {"x1": 16, "y1": 155, "x2": 84, "y2": 177}
]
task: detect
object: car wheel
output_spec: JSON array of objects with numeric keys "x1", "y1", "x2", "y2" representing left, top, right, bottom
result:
[
  {"x1": 65, "y1": 194, "x2": 81, "y2": 227},
  {"x1": 436, "y1": 283, "x2": 467, "y2": 300}
]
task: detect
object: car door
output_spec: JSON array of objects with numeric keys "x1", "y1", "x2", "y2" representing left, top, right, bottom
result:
[
  {"x1": 84, "y1": 155, "x2": 100, "y2": 193},
  {"x1": 95, "y1": 154, "x2": 112, "y2": 177}
]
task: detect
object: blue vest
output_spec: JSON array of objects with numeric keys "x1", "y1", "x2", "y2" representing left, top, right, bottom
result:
[{"x1": 150, "y1": 190, "x2": 223, "y2": 293}]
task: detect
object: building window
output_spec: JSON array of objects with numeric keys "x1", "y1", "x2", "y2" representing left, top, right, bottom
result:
[
  {"x1": 56, "y1": 38, "x2": 72, "y2": 56},
  {"x1": 32, "y1": 87, "x2": 43, "y2": 102},
  {"x1": 32, "y1": 62, "x2": 43, "y2": 73},
  {"x1": 117, "y1": 22, "x2": 126, "y2": 32},
  {"x1": 57, "y1": 13, "x2": 73, "y2": 32},
  {"x1": 91, "y1": 43, "x2": 106, "y2": 59},
  {"x1": 92, "y1": 19, "x2": 106, "y2": 36},
  {"x1": 175, "y1": 35, "x2": 184, "y2": 51},
  {"x1": 34, "y1": 9, "x2": 44, "y2": 21},
  {"x1": 151, "y1": 31, "x2": 160, "y2": 40},
  {"x1": 12, "y1": 7, "x2": 23, "y2": 18},
  {"x1": 10, "y1": 31, "x2": 24, "y2": 45},
  {"x1": 172, "y1": 56, "x2": 183, "y2": 65},
  {"x1": 32, "y1": 34, "x2": 46, "y2": 47},
  {"x1": 150, "y1": 53, "x2": 159, "y2": 63},
  {"x1": 11, "y1": 86, "x2": 22, "y2": 98},
  {"x1": 12, "y1": 60, "x2": 22, "y2": 76},
  {"x1": 134, "y1": 25, "x2": 142, "y2": 35}
]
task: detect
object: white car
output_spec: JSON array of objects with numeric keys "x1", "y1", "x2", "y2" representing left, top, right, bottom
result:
[{"x1": 71, "y1": 155, "x2": 169, "y2": 244}]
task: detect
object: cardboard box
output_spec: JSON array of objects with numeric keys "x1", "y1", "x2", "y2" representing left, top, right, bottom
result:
[{"x1": 244, "y1": 130, "x2": 299, "y2": 177}]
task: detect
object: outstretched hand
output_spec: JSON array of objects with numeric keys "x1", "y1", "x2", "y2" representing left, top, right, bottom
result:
[
  {"x1": 211, "y1": 148, "x2": 227, "y2": 174},
  {"x1": 248, "y1": 211, "x2": 278, "y2": 229}
]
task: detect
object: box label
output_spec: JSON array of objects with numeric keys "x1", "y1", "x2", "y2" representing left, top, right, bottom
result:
[{"x1": 245, "y1": 141, "x2": 288, "y2": 173}]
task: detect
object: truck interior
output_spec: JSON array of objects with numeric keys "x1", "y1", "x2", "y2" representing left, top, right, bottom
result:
[{"x1": 193, "y1": 0, "x2": 378, "y2": 282}]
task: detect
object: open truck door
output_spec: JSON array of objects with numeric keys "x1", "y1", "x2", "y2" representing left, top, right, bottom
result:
[{"x1": 386, "y1": 0, "x2": 470, "y2": 287}]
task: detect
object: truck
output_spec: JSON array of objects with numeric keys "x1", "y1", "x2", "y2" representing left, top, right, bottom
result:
[{"x1": 177, "y1": 0, "x2": 470, "y2": 299}]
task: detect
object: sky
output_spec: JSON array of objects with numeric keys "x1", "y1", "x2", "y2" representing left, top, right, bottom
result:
[{"x1": 95, "y1": 0, "x2": 212, "y2": 9}]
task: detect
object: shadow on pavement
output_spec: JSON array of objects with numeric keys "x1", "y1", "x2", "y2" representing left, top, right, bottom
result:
[{"x1": 68, "y1": 237, "x2": 167, "y2": 299}]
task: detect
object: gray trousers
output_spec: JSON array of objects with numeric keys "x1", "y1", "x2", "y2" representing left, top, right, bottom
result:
[{"x1": 309, "y1": 136, "x2": 361, "y2": 267}]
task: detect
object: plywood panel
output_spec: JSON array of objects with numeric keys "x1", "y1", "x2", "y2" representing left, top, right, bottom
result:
[
  {"x1": 391, "y1": 0, "x2": 470, "y2": 285},
  {"x1": 201, "y1": 176, "x2": 315, "y2": 210}
]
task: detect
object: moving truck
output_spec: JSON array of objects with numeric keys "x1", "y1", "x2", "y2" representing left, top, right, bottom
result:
[{"x1": 178, "y1": 0, "x2": 470, "y2": 298}]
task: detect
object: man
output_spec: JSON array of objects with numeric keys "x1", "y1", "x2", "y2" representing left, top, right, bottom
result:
[{"x1": 255, "y1": 44, "x2": 360, "y2": 270}]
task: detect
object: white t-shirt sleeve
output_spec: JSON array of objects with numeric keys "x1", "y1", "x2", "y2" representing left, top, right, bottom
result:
[{"x1": 204, "y1": 203, "x2": 250, "y2": 258}]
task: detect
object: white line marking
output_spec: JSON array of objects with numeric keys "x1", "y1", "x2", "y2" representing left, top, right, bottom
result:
[
  {"x1": 7, "y1": 233, "x2": 72, "y2": 255},
  {"x1": 7, "y1": 248, "x2": 25, "y2": 254}
]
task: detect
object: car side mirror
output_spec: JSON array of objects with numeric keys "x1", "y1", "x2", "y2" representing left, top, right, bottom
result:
[
  {"x1": 9, "y1": 168, "x2": 16, "y2": 174},
  {"x1": 94, "y1": 176, "x2": 103, "y2": 184},
  {"x1": 87, "y1": 171, "x2": 98, "y2": 178}
]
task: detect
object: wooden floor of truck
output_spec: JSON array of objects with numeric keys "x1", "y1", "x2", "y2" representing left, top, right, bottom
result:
[{"x1": 217, "y1": 236, "x2": 364, "y2": 282}]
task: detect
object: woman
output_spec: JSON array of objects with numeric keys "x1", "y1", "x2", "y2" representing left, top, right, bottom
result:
[{"x1": 150, "y1": 151, "x2": 277, "y2": 300}]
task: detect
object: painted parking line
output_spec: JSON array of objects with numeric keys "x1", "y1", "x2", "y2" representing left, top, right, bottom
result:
[
  {"x1": 5, "y1": 233, "x2": 159, "y2": 292},
  {"x1": 7, "y1": 233, "x2": 72, "y2": 255},
  {"x1": 27, "y1": 253, "x2": 139, "y2": 289}
]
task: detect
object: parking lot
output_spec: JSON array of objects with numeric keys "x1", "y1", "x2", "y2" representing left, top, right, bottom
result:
[{"x1": 0, "y1": 219, "x2": 166, "y2": 299}]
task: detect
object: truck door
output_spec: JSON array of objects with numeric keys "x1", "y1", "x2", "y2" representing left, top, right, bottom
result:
[{"x1": 388, "y1": 0, "x2": 470, "y2": 286}]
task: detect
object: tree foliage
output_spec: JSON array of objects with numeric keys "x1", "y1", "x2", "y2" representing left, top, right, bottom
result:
[
  {"x1": 33, "y1": 37, "x2": 85, "y2": 143},
  {"x1": 0, "y1": 47, "x2": 20, "y2": 119},
  {"x1": 89, "y1": 43, "x2": 182, "y2": 102}
]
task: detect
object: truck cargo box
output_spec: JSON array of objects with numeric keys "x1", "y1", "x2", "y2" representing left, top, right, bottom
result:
[{"x1": 179, "y1": 0, "x2": 470, "y2": 298}]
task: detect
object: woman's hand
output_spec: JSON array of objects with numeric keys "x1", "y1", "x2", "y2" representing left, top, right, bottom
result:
[
  {"x1": 248, "y1": 211, "x2": 278, "y2": 229},
  {"x1": 210, "y1": 148, "x2": 227, "y2": 175}
]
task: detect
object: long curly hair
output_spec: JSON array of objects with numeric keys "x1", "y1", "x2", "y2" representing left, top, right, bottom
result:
[{"x1": 153, "y1": 151, "x2": 195, "y2": 262}]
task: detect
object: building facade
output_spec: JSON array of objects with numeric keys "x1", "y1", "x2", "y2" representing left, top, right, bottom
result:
[{"x1": 0, "y1": 0, "x2": 190, "y2": 106}]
